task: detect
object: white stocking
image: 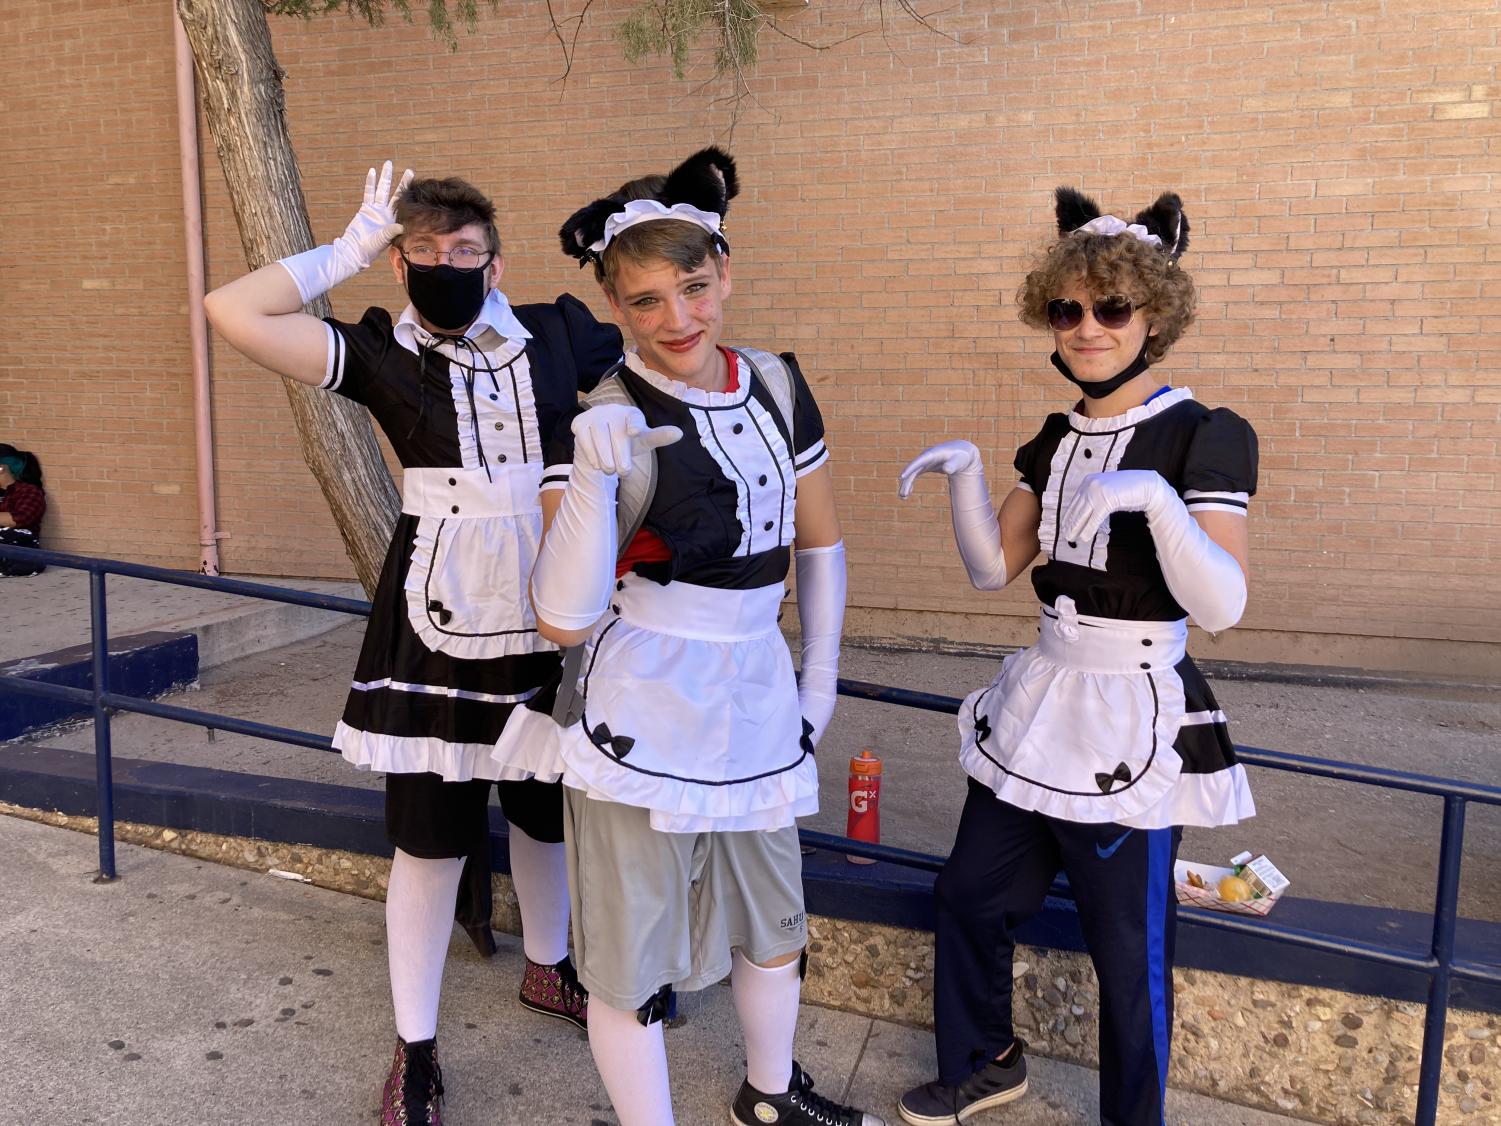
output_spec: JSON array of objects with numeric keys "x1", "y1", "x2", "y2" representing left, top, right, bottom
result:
[
  {"x1": 587, "y1": 998, "x2": 675, "y2": 1126},
  {"x1": 508, "y1": 825, "x2": 571, "y2": 965},
  {"x1": 386, "y1": 848, "x2": 465, "y2": 1042},
  {"x1": 732, "y1": 951, "x2": 801, "y2": 1094}
]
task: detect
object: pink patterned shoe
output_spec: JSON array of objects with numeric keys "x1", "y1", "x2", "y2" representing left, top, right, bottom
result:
[
  {"x1": 380, "y1": 1036, "x2": 444, "y2": 1125},
  {"x1": 518, "y1": 956, "x2": 589, "y2": 1030}
]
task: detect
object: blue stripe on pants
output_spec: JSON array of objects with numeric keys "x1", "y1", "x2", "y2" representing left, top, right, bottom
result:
[{"x1": 1145, "y1": 827, "x2": 1173, "y2": 1119}]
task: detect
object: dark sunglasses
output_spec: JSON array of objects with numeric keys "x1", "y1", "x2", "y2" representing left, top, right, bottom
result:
[{"x1": 1046, "y1": 294, "x2": 1136, "y2": 332}]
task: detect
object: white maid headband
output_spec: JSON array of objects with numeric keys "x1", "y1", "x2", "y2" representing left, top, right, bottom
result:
[
  {"x1": 588, "y1": 199, "x2": 729, "y2": 256},
  {"x1": 1074, "y1": 214, "x2": 1164, "y2": 249}
]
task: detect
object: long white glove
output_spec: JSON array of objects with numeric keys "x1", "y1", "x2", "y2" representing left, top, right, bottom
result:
[
  {"x1": 897, "y1": 440, "x2": 1008, "y2": 591},
  {"x1": 1061, "y1": 469, "x2": 1247, "y2": 633},
  {"x1": 277, "y1": 161, "x2": 414, "y2": 305},
  {"x1": 794, "y1": 541, "x2": 846, "y2": 747},
  {"x1": 531, "y1": 404, "x2": 681, "y2": 633}
]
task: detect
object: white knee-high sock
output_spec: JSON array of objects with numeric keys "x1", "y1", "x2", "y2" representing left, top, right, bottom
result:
[
  {"x1": 732, "y1": 951, "x2": 801, "y2": 1094},
  {"x1": 387, "y1": 848, "x2": 465, "y2": 1042},
  {"x1": 508, "y1": 825, "x2": 571, "y2": 965},
  {"x1": 588, "y1": 998, "x2": 675, "y2": 1126}
]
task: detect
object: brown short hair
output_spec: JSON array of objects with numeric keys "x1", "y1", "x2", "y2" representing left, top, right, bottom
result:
[
  {"x1": 594, "y1": 174, "x2": 723, "y2": 292},
  {"x1": 1016, "y1": 232, "x2": 1195, "y2": 364},
  {"x1": 394, "y1": 177, "x2": 501, "y2": 257}
]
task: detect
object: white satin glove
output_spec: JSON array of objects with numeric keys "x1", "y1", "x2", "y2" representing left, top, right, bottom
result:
[
  {"x1": 531, "y1": 405, "x2": 681, "y2": 633},
  {"x1": 277, "y1": 161, "x2": 414, "y2": 305},
  {"x1": 897, "y1": 440, "x2": 1009, "y2": 591},
  {"x1": 569, "y1": 403, "x2": 682, "y2": 477},
  {"x1": 794, "y1": 541, "x2": 846, "y2": 747},
  {"x1": 1061, "y1": 469, "x2": 1247, "y2": 632}
]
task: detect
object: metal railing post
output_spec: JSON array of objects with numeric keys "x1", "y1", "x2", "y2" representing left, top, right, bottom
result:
[
  {"x1": 89, "y1": 568, "x2": 117, "y2": 882},
  {"x1": 1414, "y1": 795, "x2": 1465, "y2": 1125}
]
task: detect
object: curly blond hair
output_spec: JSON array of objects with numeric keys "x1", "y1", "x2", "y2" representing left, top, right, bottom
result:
[{"x1": 1016, "y1": 233, "x2": 1195, "y2": 364}]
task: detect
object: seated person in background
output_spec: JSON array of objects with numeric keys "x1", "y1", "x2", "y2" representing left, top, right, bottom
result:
[{"x1": 0, "y1": 444, "x2": 47, "y2": 576}]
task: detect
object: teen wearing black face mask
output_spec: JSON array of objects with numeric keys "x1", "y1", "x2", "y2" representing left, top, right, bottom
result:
[
  {"x1": 202, "y1": 163, "x2": 624, "y2": 1126},
  {"x1": 398, "y1": 244, "x2": 492, "y2": 332}
]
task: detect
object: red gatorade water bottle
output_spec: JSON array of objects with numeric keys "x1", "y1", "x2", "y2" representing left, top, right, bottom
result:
[{"x1": 846, "y1": 749, "x2": 882, "y2": 865}]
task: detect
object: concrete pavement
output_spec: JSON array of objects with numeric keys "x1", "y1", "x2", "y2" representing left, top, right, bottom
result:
[{"x1": 1, "y1": 813, "x2": 1305, "y2": 1126}]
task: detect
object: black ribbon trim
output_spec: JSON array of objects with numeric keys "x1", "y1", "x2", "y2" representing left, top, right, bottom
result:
[
  {"x1": 973, "y1": 713, "x2": 992, "y2": 745},
  {"x1": 635, "y1": 983, "x2": 673, "y2": 1027},
  {"x1": 1094, "y1": 761, "x2": 1133, "y2": 793},
  {"x1": 589, "y1": 721, "x2": 636, "y2": 760}
]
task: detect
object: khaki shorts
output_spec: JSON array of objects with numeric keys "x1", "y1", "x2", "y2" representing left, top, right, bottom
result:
[{"x1": 563, "y1": 788, "x2": 808, "y2": 1012}]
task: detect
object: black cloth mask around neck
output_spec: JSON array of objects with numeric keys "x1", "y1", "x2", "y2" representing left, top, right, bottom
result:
[
  {"x1": 406, "y1": 264, "x2": 488, "y2": 333},
  {"x1": 1050, "y1": 337, "x2": 1153, "y2": 400}
]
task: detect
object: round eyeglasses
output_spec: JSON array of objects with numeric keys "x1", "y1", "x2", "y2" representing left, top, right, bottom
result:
[{"x1": 400, "y1": 246, "x2": 495, "y2": 273}]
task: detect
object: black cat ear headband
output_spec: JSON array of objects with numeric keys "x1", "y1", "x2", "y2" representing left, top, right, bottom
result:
[
  {"x1": 1054, "y1": 186, "x2": 1191, "y2": 261},
  {"x1": 560, "y1": 147, "x2": 740, "y2": 267}
]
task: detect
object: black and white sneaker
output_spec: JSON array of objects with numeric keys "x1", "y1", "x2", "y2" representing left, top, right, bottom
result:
[
  {"x1": 731, "y1": 1060, "x2": 887, "y2": 1125},
  {"x1": 896, "y1": 1041, "x2": 1028, "y2": 1125}
]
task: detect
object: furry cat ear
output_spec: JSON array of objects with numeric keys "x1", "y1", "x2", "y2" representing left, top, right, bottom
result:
[
  {"x1": 558, "y1": 197, "x2": 621, "y2": 265},
  {"x1": 1133, "y1": 192, "x2": 1190, "y2": 261},
  {"x1": 1055, "y1": 187, "x2": 1103, "y2": 235},
  {"x1": 663, "y1": 146, "x2": 740, "y2": 217}
]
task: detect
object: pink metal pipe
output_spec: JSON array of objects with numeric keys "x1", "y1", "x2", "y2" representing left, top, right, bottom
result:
[{"x1": 173, "y1": 4, "x2": 222, "y2": 576}]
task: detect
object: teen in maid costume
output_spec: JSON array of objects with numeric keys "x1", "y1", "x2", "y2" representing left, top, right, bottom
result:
[
  {"x1": 204, "y1": 165, "x2": 622, "y2": 1124},
  {"x1": 497, "y1": 147, "x2": 882, "y2": 1126},
  {"x1": 894, "y1": 188, "x2": 1258, "y2": 1126}
]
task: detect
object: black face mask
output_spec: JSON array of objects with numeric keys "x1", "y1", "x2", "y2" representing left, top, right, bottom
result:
[
  {"x1": 405, "y1": 263, "x2": 488, "y2": 333},
  {"x1": 1050, "y1": 337, "x2": 1153, "y2": 400}
]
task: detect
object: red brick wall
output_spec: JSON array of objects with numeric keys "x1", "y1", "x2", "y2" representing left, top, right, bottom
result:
[
  {"x1": 5, "y1": 0, "x2": 1498, "y2": 670},
  {"x1": 1, "y1": 1, "x2": 202, "y2": 565}
]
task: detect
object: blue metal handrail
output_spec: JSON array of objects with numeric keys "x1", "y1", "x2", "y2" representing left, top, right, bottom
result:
[{"x1": 1, "y1": 543, "x2": 1496, "y2": 1125}]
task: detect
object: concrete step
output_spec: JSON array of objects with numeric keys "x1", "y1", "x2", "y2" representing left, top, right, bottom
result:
[{"x1": 0, "y1": 565, "x2": 364, "y2": 671}]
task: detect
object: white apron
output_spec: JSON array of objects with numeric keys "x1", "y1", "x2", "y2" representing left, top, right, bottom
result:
[
  {"x1": 494, "y1": 575, "x2": 819, "y2": 833},
  {"x1": 400, "y1": 466, "x2": 555, "y2": 662},
  {"x1": 959, "y1": 596, "x2": 1189, "y2": 825}
]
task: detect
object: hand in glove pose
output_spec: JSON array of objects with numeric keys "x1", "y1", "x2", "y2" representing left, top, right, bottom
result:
[
  {"x1": 532, "y1": 405, "x2": 681, "y2": 645},
  {"x1": 202, "y1": 159, "x2": 415, "y2": 385},
  {"x1": 1060, "y1": 468, "x2": 1248, "y2": 632},
  {"x1": 280, "y1": 161, "x2": 415, "y2": 304},
  {"x1": 899, "y1": 440, "x2": 1037, "y2": 591}
]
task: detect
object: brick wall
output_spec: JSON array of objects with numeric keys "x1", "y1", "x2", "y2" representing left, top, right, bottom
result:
[
  {"x1": 1, "y1": 0, "x2": 203, "y2": 566},
  {"x1": 4, "y1": 0, "x2": 1497, "y2": 672}
]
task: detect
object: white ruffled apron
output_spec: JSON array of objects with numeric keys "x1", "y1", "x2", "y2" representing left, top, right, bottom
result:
[
  {"x1": 507, "y1": 575, "x2": 819, "y2": 833},
  {"x1": 959, "y1": 596, "x2": 1188, "y2": 824},
  {"x1": 401, "y1": 466, "x2": 555, "y2": 661}
]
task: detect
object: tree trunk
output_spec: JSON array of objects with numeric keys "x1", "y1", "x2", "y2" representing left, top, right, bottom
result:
[{"x1": 176, "y1": 0, "x2": 397, "y2": 597}]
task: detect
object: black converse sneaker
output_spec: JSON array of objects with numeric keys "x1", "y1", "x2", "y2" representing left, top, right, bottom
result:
[
  {"x1": 731, "y1": 1060, "x2": 887, "y2": 1125},
  {"x1": 896, "y1": 1040, "x2": 1028, "y2": 1125}
]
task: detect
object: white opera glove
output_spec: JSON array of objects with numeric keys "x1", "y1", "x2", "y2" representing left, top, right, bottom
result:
[
  {"x1": 795, "y1": 541, "x2": 846, "y2": 747},
  {"x1": 1060, "y1": 469, "x2": 1247, "y2": 633},
  {"x1": 277, "y1": 161, "x2": 414, "y2": 305},
  {"x1": 531, "y1": 405, "x2": 681, "y2": 633},
  {"x1": 897, "y1": 440, "x2": 1009, "y2": 591},
  {"x1": 568, "y1": 403, "x2": 682, "y2": 478}
]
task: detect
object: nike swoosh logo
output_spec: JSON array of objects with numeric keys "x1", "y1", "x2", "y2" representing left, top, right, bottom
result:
[{"x1": 1096, "y1": 829, "x2": 1133, "y2": 860}]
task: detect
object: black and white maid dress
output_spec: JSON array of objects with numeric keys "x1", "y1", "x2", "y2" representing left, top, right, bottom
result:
[
  {"x1": 321, "y1": 289, "x2": 621, "y2": 781},
  {"x1": 493, "y1": 347, "x2": 830, "y2": 832},
  {"x1": 959, "y1": 386, "x2": 1258, "y2": 829}
]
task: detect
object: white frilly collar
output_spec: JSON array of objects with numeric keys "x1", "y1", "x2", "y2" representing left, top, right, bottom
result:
[
  {"x1": 1068, "y1": 386, "x2": 1193, "y2": 432},
  {"x1": 622, "y1": 349, "x2": 750, "y2": 408}
]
